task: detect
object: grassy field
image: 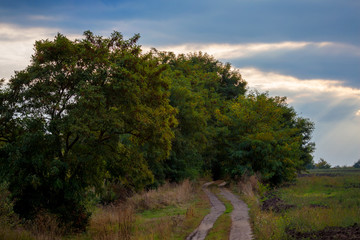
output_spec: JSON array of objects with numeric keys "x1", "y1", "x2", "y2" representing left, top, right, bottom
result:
[{"x1": 244, "y1": 168, "x2": 360, "y2": 239}]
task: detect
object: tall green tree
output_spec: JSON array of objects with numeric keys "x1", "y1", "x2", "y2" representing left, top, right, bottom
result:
[
  {"x1": 217, "y1": 92, "x2": 315, "y2": 184},
  {"x1": 0, "y1": 31, "x2": 176, "y2": 228},
  {"x1": 156, "y1": 52, "x2": 247, "y2": 182}
]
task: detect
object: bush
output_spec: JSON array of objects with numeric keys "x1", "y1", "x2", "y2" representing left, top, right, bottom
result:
[
  {"x1": 315, "y1": 158, "x2": 331, "y2": 169},
  {"x1": 0, "y1": 182, "x2": 18, "y2": 228},
  {"x1": 353, "y1": 159, "x2": 360, "y2": 168}
]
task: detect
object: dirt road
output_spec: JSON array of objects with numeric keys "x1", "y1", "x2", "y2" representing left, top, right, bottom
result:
[
  {"x1": 186, "y1": 182, "x2": 253, "y2": 240},
  {"x1": 220, "y1": 188, "x2": 253, "y2": 240},
  {"x1": 186, "y1": 182, "x2": 225, "y2": 240}
]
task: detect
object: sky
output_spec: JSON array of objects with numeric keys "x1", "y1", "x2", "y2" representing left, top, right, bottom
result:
[{"x1": 0, "y1": 0, "x2": 359, "y2": 166}]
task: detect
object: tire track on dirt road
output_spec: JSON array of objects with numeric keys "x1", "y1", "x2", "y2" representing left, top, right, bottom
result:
[
  {"x1": 186, "y1": 182, "x2": 225, "y2": 240},
  {"x1": 220, "y1": 188, "x2": 253, "y2": 240}
]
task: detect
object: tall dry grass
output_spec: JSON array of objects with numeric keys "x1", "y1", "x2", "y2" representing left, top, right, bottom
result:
[
  {"x1": 0, "y1": 180, "x2": 197, "y2": 240},
  {"x1": 89, "y1": 205, "x2": 135, "y2": 240},
  {"x1": 0, "y1": 211, "x2": 64, "y2": 240},
  {"x1": 88, "y1": 179, "x2": 194, "y2": 240},
  {"x1": 128, "y1": 179, "x2": 193, "y2": 211},
  {"x1": 26, "y1": 211, "x2": 64, "y2": 240},
  {"x1": 235, "y1": 175, "x2": 260, "y2": 197}
]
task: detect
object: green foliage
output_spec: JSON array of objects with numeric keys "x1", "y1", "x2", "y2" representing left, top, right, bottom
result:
[
  {"x1": 217, "y1": 92, "x2": 315, "y2": 184},
  {"x1": 315, "y1": 158, "x2": 331, "y2": 169},
  {"x1": 353, "y1": 159, "x2": 360, "y2": 168},
  {"x1": 305, "y1": 159, "x2": 316, "y2": 169},
  {"x1": 155, "y1": 52, "x2": 247, "y2": 182},
  {"x1": 0, "y1": 31, "x2": 176, "y2": 229},
  {"x1": 0, "y1": 182, "x2": 18, "y2": 228}
]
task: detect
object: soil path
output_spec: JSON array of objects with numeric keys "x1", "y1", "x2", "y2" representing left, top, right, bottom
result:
[
  {"x1": 186, "y1": 182, "x2": 225, "y2": 240},
  {"x1": 220, "y1": 188, "x2": 253, "y2": 240}
]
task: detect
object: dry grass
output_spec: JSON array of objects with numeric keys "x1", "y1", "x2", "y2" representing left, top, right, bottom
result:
[
  {"x1": 26, "y1": 211, "x2": 65, "y2": 240},
  {"x1": 1, "y1": 180, "x2": 204, "y2": 240},
  {"x1": 235, "y1": 175, "x2": 259, "y2": 197},
  {"x1": 0, "y1": 228, "x2": 34, "y2": 240},
  {"x1": 132, "y1": 215, "x2": 183, "y2": 240},
  {"x1": 0, "y1": 211, "x2": 64, "y2": 240},
  {"x1": 88, "y1": 205, "x2": 135, "y2": 240},
  {"x1": 128, "y1": 179, "x2": 193, "y2": 211},
  {"x1": 85, "y1": 179, "x2": 197, "y2": 240},
  {"x1": 233, "y1": 175, "x2": 288, "y2": 240},
  {"x1": 243, "y1": 194, "x2": 288, "y2": 240}
]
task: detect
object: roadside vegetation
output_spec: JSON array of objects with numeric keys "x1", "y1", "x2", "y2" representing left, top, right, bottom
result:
[
  {"x1": 0, "y1": 180, "x2": 211, "y2": 239},
  {"x1": 240, "y1": 168, "x2": 360, "y2": 240}
]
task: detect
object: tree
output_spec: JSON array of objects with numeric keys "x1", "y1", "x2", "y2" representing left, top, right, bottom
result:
[
  {"x1": 156, "y1": 52, "x2": 247, "y2": 182},
  {"x1": 216, "y1": 92, "x2": 315, "y2": 184},
  {"x1": 305, "y1": 159, "x2": 316, "y2": 169},
  {"x1": 315, "y1": 158, "x2": 331, "y2": 169},
  {"x1": 0, "y1": 31, "x2": 176, "y2": 229},
  {"x1": 353, "y1": 159, "x2": 360, "y2": 168}
]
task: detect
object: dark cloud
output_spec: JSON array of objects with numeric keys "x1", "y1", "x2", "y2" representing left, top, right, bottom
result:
[
  {"x1": 230, "y1": 46, "x2": 360, "y2": 88},
  {"x1": 0, "y1": 0, "x2": 359, "y2": 45}
]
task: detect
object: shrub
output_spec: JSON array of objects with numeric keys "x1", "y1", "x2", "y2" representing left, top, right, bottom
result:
[
  {"x1": 315, "y1": 158, "x2": 331, "y2": 169},
  {"x1": 353, "y1": 159, "x2": 360, "y2": 168},
  {"x1": 0, "y1": 182, "x2": 18, "y2": 228}
]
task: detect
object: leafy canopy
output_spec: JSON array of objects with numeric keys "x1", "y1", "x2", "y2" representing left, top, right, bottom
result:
[{"x1": 0, "y1": 31, "x2": 176, "y2": 228}]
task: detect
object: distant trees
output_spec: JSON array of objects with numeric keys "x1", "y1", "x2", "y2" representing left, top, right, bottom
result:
[
  {"x1": 0, "y1": 31, "x2": 316, "y2": 230},
  {"x1": 353, "y1": 159, "x2": 360, "y2": 168},
  {"x1": 315, "y1": 158, "x2": 331, "y2": 169}
]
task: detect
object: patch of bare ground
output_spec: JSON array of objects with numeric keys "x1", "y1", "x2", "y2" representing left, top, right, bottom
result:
[
  {"x1": 287, "y1": 223, "x2": 360, "y2": 240},
  {"x1": 261, "y1": 195, "x2": 295, "y2": 212}
]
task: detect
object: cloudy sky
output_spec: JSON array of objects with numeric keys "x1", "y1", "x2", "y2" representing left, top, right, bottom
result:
[{"x1": 1, "y1": 0, "x2": 359, "y2": 166}]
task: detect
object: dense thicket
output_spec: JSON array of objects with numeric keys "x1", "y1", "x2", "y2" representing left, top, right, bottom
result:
[{"x1": 0, "y1": 31, "x2": 314, "y2": 229}]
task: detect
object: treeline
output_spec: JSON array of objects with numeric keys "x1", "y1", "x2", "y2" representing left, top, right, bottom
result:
[{"x1": 0, "y1": 31, "x2": 314, "y2": 229}]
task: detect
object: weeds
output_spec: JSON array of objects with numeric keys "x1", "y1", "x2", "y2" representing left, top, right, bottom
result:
[
  {"x1": 238, "y1": 169, "x2": 360, "y2": 240},
  {"x1": 88, "y1": 205, "x2": 134, "y2": 240},
  {"x1": 128, "y1": 179, "x2": 193, "y2": 212},
  {"x1": 83, "y1": 179, "x2": 206, "y2": 240},
  {"x1": 26, "y1": 211, "x2": 64, "y2": 240},
  {"x1": 132, "y1": 179, "x2": 210, "y2": 240},
  {"x1": 0, "y1": 179, "x2": 206, "y2": 240}
]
